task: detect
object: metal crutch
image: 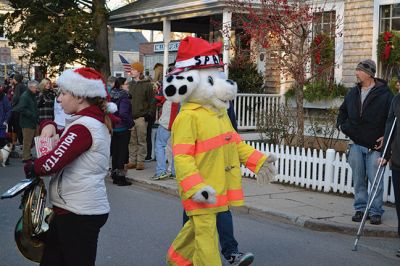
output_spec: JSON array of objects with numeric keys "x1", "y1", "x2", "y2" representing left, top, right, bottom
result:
[{"x1": 352, "y1": 117, "x2": 397, "y2": 251}]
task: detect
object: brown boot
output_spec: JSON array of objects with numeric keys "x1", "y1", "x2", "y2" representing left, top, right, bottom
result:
[
  {"x1": 124, "y1": 162, "x2": 136, "y2": 170},
  {"x1": 136, "y1": 162, "x2": 145, "y2": 170}
]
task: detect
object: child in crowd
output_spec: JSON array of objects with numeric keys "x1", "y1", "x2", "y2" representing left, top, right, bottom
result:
[{"x1": 110, "y1": 77, "x2": 133, "y2": 186}]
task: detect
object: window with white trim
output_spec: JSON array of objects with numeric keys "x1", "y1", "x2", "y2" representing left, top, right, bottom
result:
[
  {"x1": 311, "y1": 11, "x2": 336, "y2": 78},
  {"x1": 380, "y1": 4, "x2": 400, "y2": 32},
  {"x1": 312, "y1": 11, "x2": 336, "y2": 38}
]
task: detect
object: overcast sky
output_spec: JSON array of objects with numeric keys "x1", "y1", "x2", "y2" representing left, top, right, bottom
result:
[{"x1": 107, "y1": 0, "x2": 127, "y2": 10}]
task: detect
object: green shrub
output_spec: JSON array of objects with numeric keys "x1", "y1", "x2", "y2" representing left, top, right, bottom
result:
[
  {"x1": 228, "y1": 56, "x2": 264, "y2": 94},
  {"x1": 285, "y1": 81, "x2": 348, "y2": 102}
]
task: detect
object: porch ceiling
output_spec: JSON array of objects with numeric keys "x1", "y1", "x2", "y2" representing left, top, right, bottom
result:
[{"x1": 108, "y1": 0, "x2": 228, "y2": 32}]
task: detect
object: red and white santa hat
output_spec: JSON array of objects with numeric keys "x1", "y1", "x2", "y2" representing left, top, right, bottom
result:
[
  {"x1": 57, "y1": 67, "x2": 117, "y2": 113},
  {"x1": 169, "y1": 36, "x2": 223, "y2": 75}
]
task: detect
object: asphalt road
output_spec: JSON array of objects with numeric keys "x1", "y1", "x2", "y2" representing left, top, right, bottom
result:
[{"x1": 1, "y1": 159, "x2": 400, "y2": 266}]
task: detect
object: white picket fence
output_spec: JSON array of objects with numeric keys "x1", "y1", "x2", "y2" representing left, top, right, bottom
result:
[{"x1": 241, "y1": 142, "x2": 396, "y2": 203}]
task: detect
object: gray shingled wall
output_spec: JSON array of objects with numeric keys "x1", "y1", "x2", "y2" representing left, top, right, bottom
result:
[{"x1": 342, "y1": 0, "x2": 374, "y2": 87}]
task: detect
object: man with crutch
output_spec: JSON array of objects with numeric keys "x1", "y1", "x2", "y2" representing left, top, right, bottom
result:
[{"x1": 337, "y1": 59, "x2": 393, "y2": 225}]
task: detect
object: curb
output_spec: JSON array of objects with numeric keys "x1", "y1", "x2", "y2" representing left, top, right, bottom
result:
[{"x1": 126, "y1": 176, "x2": 398, "y2": 238}]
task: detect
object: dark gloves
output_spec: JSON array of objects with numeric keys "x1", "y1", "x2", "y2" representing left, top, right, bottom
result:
[{"x1": 23, "y1": 159, "x2": 36, "y2": 179}]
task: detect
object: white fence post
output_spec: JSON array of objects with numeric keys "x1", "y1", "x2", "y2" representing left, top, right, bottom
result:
[{"x1": 324, "y1": 149, "x2": 335, "y2": 192}]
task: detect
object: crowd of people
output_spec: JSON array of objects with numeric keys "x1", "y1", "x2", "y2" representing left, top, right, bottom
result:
[
  {"x1": 0, "y1": 62, "x2": 173, "y2": 185},
  {"x1": 0, "y1": 74, "x2": 57, "y2": 162},
  {"x1": 3, "y1": 56, "x2": 400, "y2": 263},
  {"x1": 0, "y1": 53, "x2": 253, "y2": 265}
]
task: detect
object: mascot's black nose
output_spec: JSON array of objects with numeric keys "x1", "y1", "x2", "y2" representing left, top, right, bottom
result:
[
  {"x1": 165, "y1": 85, "x2": 176, "y2": 97},
  {"x1": 226, "y1": 79, "x2": 235, "y2": 85}
]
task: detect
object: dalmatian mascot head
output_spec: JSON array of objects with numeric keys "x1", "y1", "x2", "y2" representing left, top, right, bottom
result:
[{"x1": 163, "y1": 36, "x2": 237, "y2": 111}]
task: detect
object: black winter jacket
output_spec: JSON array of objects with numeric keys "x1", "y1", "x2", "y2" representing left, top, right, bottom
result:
[
  {"x1": 383, "y1": 94, "x2": 400, "y2": 170},
  {"x1": 336, "y1": 78, "x2": 393, "y2": 150}
]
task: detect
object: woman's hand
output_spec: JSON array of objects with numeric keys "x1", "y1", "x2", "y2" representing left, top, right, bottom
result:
[{"x1": 41, "y1": 124, "x2": 56, "y2": 138}]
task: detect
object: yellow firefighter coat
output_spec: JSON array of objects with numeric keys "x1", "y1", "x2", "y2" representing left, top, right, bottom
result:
[{"x1": 172, "y1": 103, "x2": 267, "y2": 216}]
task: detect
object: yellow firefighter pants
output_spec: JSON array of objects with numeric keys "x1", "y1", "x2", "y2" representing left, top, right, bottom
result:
[{"x1": 166, "y1": 213, "x2": 221, "y2": 266}]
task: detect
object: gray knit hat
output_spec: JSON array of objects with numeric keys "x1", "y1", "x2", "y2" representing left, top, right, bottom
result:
[{"x1": 356, "y1": 59, "x2": 376, "y2": 77}]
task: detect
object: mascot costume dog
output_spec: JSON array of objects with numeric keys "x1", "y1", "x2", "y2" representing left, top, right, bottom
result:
[{"x1": 165, "y1": 36, "x2": 277, "y2": 266}]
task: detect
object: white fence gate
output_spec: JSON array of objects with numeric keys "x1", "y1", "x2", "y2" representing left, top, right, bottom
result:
[{"x1": 241, "y1": 142, "x2": 396, "y2": 203}]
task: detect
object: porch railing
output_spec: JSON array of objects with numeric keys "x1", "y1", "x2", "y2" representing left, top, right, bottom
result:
[{"x1": 234, "y1": 93, "x2": 282, "y2": 130}]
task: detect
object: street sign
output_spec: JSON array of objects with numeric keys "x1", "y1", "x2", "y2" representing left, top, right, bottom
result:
[
  {"x1": 154, "y1": 42, "x2": 180, "y2": 53},
  {"x1": 0, "y1": 47, "x2": 11, "y2": 63}
]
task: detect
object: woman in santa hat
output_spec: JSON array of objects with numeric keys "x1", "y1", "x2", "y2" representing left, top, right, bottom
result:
[{"x1": 24, "y1": 67, "x2": 117, "y2": 266}]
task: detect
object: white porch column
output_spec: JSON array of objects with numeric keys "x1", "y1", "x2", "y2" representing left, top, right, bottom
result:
[
  {"x1": 150, "y1": 30, "x2": 154, "y2": 42},
  {"x1": 222, "y1": 9, "x2": 232, "y2": 77},
  {"x1": 163, "y1": 18, "x2": 171, "y2": 76},
  {"x1": 108, "y1": 26, "x2": 115, "y2": 76}
]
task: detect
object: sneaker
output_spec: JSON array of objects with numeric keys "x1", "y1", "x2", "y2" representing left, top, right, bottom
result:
[
  {"x1": 152, "y1": 172, "x2": 170, "y2": 180},
  {"x1": 166, "y1": 171, "x2": 176, "y2": 179},
  {"x1": 227, "y1": 252, "x2": 254, "y2": 266},
  {"x1": 351, "y1": 211, "x2": 365, "y2": 222},
  {"x1": 370, "y1": 215, "x2": 382, "y2": 225}
]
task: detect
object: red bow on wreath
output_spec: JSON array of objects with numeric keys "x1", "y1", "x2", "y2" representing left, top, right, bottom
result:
[
  {"x1": 314, "y1": 35, "x2": 322, "y2": 65},
  {"x1": 383, "y1": 31, "x2": 393, "y2": 61}
]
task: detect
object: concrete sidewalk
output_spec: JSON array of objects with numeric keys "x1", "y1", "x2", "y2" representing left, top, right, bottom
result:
[{"x1": 126, "y1": 161, "x2": 399, "y2": 237}]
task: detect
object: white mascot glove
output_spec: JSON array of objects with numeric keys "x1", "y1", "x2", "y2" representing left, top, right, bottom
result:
[
  {"x1": 192, "y1": 185, "x2": 217, "y2": 204},
  {"x1": 256, "y1": 153, "x2": 278, "y2": 185}
]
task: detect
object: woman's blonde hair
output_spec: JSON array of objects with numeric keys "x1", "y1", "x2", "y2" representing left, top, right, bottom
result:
[
  {"x1": 38, "y1": 78, "x2": 51, "y2": 92},
  {"x1": 86, "y1": 97, "x2": 113, "y2": 134}
]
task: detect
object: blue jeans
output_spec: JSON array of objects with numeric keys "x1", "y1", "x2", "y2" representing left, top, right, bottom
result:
[
  {"x1": 183, "y1": 210, "x2": 238, "y2": 260},
  {"x1": 348, "y1": 144, "x2": 384, "y2": 216},
  {"x1": 155, "y1": 125, "x2": 175, "y2": 176}
]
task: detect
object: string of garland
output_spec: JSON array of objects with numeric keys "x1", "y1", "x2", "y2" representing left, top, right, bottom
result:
[{"x1": 377, "y1": 31, "x2": 400, "y2": 65}]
